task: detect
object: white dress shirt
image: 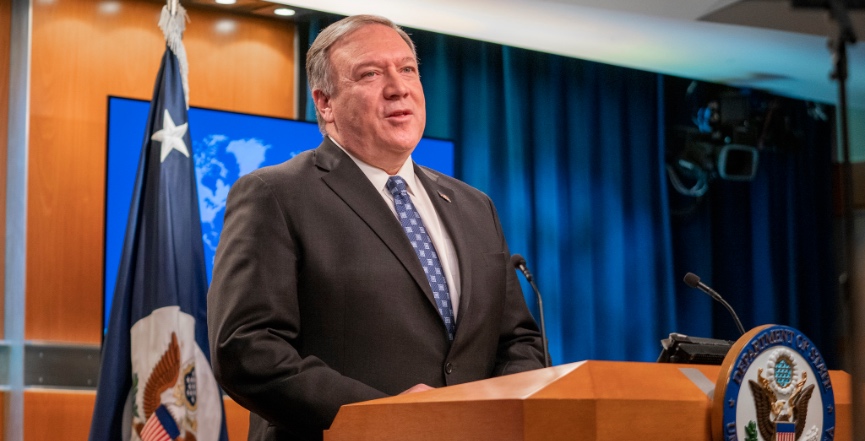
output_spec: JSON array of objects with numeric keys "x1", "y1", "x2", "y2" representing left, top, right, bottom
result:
[{"x1": 331, "y1": 138, "x2": 462, "y2": 318}]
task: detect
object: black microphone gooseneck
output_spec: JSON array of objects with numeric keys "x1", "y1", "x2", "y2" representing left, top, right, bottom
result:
[
  {"x1": 683, "y1": 272, "x2": 746, "y2": 336},
  {"x1": 511, "y1": 254, "x2": 550, "y2": 368}
]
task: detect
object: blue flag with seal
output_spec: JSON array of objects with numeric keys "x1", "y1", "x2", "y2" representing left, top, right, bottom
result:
[{"x1": 89, "y1": 1, "x2": 228, "y2": 440}]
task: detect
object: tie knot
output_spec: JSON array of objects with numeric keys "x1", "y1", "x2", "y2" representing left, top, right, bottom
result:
[{"x1": 386, "y1": 175, "x2": 408, "y2": 197}]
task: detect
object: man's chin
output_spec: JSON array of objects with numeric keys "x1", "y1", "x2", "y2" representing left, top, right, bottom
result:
[
  {"x1": 393, "y1": 127, "x2": 425, "y2": 146},
  {"x1": 382, "y1": 134, "x2": 423, "y2": 153},
  {"x1": 386, "y1": 141, "x2": 421, "y2": 155}
]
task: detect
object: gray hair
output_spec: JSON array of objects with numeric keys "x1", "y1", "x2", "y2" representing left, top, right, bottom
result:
[{"x1": 306, "y1": 15, "x2": 418, "y2": 134}]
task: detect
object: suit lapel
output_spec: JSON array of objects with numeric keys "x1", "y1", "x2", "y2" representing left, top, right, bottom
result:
[{"x1": 315, "y1": 140, "x2": 437, "y2": 310}]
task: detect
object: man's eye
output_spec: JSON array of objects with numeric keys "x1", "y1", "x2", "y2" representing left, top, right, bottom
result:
[
  {"x1": 401, "y1": 66, "x2": 417, "y2": 74},
  {"x1": 361, "y1": 71, "x2": 377, "y2": 78}
]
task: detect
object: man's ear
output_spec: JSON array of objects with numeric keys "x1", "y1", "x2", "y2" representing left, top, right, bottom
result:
[{"x1": 312, "y1": 90, "x2": 334, "y2": 123}]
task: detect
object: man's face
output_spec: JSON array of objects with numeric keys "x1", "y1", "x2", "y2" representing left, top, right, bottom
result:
[{"x1": 316, "y1": 24, "x2": 426, "y2": 172}]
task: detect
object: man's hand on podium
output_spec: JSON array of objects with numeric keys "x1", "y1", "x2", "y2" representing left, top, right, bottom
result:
[{"x1": 399, "y1": 384, "x2": 434, "y2": 395}]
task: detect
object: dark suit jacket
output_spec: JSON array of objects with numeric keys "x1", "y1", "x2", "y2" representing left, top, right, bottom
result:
[{"x1": 207, "y1": 138, "x2": 544, "y2": 440}]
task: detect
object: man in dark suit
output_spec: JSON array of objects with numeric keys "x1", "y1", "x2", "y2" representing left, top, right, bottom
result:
[{"x1": 207, "y1": 14, "x2": 545, "y2": 441}]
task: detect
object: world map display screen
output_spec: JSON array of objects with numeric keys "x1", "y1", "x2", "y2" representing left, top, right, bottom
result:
[{"x1": 105, "y1": 97, "x2": 455, "y2": 329}]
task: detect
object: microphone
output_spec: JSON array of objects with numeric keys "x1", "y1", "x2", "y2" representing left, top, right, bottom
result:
[
  {"x1": 511, "y1": 254, "x2": 550, "y2": 368},
  {"x1": 683, "y1": 272, "x2": 746, "y2": 336}
]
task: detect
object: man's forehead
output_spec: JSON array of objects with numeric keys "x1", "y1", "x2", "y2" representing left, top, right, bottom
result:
[{"x1": 330, "y1": 24, "x2": 413, "y2": 58}]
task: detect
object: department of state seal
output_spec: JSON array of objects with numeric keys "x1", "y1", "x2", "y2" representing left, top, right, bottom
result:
[{"x1": 712, "y1": 325, "x2": 835, "y2": 441}]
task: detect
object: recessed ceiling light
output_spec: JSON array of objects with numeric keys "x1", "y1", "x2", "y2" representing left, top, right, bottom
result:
[
  {"x1": 274, "y1": 7, "x2": 296, "y2": 16},
  {"x1": 98, "y1": 1, "x2": 121, "y2": 14},
  {"x1": 215, "y1": 0, "x2": 236, "y2": 4},
  {"x1": 215, "y1": 19, "x2": 237, "y2": 34}
]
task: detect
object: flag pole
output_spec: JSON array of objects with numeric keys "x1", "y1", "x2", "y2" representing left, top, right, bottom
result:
[
  {"x1": 159, "y1": 0, "x2": 190, "y2": 107},
  {"x1": 89, "y1": 0, "x2": 228, "y2": 438}
]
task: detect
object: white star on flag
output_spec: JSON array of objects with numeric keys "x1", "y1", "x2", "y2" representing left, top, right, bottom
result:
[{"x1": 151, "y1": 109, "x2": 189, "y2": 162}]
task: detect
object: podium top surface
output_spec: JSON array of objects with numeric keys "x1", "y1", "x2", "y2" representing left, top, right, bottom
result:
[
  {"x1": 348, "y1": 360, "x2": 723, "y2": 405},
  {"x1": 327, "y1": 361, "x2": 851, "y2": 441}
]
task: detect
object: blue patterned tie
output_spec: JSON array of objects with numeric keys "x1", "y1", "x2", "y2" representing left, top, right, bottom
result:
[{"x1": 387, "y1": 176, "x2": 456, "y2": 340}]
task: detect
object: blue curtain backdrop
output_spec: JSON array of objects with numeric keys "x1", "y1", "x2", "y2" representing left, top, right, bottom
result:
[
  {"x1": 409, "y1": 32, "x2": 677, "y2": 365},
  {"x1": 301, "y1": 20, "x2": 839, "y2": 367}
]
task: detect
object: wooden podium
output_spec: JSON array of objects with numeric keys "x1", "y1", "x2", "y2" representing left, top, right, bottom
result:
[{"x1": 325, "y1": 361, "x2": 852, "y2": 441}]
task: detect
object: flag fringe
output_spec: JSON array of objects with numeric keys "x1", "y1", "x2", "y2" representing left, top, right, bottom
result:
[{"x1": 159, "y1": 0, "x2": 191, "y2": 108}]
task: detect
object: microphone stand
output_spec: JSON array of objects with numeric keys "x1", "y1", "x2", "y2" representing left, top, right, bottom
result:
[
  {"x1": 511, "y1": 255, "x2": 551, "y2": 368},
  {"x1": 815, "y1": 1, "x2": 861, "y2": 436},
  {"x1": 526, "y1": 276, "x2": 550, "y2": 368}
]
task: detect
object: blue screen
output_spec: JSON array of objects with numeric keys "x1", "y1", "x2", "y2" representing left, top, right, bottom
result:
[{"x1": 105, "y1": 97, "x2": 455, "y2": 329}]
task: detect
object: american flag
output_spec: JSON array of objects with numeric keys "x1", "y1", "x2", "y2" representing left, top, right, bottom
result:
[
  {"x1": 776, "y1": 421, "x2": 796, "y2": 441},
  {"x1": 141, "y1": 405, "x2": 181, "y2": 441},
  {"x1": 87, "y1": 1, "x2": 227, "y2": 440}
]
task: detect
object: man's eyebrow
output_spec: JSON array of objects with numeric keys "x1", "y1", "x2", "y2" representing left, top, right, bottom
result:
[
  {"x1": 351, "y1": 57, "x2": 417, "y2": 73},
  {"x1": 354, "y1": 56, "x2": 416, "y2": 67}
]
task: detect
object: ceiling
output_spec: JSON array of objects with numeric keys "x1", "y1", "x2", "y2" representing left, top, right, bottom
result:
[{"x1": 201, "y1": 0, "x2": 865, "y2": 109}]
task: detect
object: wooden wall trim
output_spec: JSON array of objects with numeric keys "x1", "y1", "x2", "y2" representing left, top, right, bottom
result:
[
  {"x1": 833, "y1": 161, "x2": 865, "y2": 215},
  {"x1": 0, "y1": 0, "x2": 12, "y2": 341},
  {"x1": 26, "y1": 0, "x2": 295, "y2": 342}
]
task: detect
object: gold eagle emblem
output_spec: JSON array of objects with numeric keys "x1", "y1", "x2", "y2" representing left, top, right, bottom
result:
[
  {"x1": 748, "y1": 368, "x2": 814, "y2": 440},
  {"x1": 134, "y1": 332, "x2": 198, "y2": 441}
]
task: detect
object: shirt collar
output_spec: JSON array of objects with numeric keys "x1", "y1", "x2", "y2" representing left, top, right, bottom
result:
[{"x1": 329, "y1": 136, "x2": 417, "y2": 195}]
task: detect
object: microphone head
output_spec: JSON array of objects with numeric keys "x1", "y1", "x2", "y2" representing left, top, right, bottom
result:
[
  {"x1": 510, "y1": 254, "x2": 527, "y2": 269},
  {"x1": 683, "y1": 272, "x2": 701, "y2": 288}
]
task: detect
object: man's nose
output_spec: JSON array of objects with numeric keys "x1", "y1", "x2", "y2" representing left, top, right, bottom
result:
[{"x1": 382, "y1": 67, "x2": 410, "y2": 99}]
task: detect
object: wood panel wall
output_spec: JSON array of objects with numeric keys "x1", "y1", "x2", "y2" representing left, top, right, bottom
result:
[
  {"x1": 18, "y1": 0, "x2": 289, "y2": 436},
  {"x1": 24, "y1": 390, "x2": 94, "y2": 439},
  {"x1": 0, "y1": 0, "x2": 12, "y2": 339},
  {"x1": 27, "y1": 0, "x2": 295, "y2": 342},
  {"x1": 23, "y1": 391, "x2": 249, "y2": 441},
  {"x1": 8, "y1": 392, "x2": 250, "y2": 441}
]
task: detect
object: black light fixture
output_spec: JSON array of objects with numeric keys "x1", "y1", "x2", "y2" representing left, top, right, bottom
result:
[
  {"x1": 667, "y1": 86, "x2": 765, "y2": 197},
  {"x1": 667, "y1": 138, "x2": 759, "y2": 197},
  {"x1": 716, "y1": 144, "x2": 759, "y2": 181}
]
